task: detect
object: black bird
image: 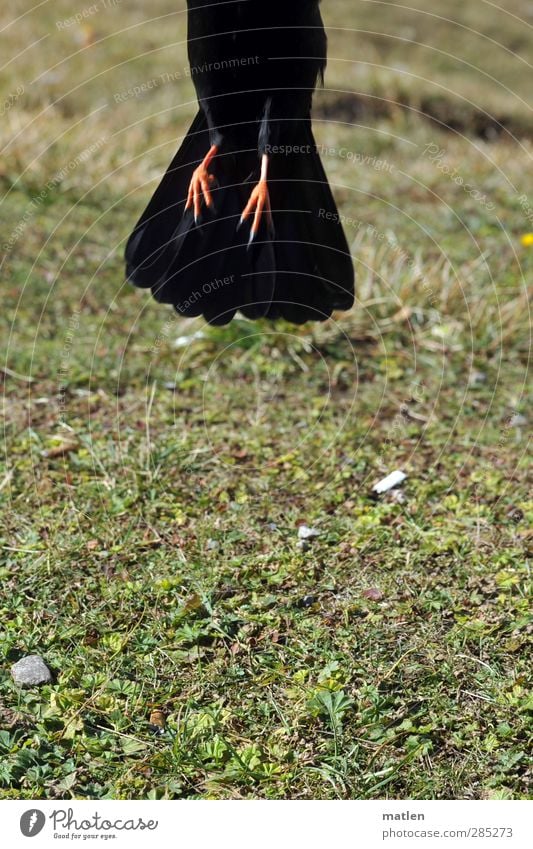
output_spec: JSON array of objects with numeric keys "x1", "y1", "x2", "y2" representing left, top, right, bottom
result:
[{"x1": 125, "y1": 0, "x2": 354, "y2": 325}]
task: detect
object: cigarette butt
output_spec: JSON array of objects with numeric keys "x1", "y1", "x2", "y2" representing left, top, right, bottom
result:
[{"x1": 372, "y1": 470, "x2": 407, "y2": 494}]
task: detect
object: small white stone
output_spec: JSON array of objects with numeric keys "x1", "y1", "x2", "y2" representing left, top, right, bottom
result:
[
  {"x1": 390, "y1": 489, "x2": 407, "y2": 504},
  {"x1": 468, "y1": 370, "x2": 486, "y2": 386},
  {"x1": 373, "y1": 470, "x2": 407, "y2": 494},
  {"x1": 298, "y1": 525, "x2": 320, "y2": 540},
  {"x1": 174, "y1": 331, "x2": 205, "y2": 348}
]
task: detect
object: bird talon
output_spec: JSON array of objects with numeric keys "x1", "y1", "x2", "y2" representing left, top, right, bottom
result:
[
  {"x1": 184, "y1": 145, "x2": 218, "y2": 224},
  {"x1": 240, "y1": 178, "x2": 273, "y2": 242}
]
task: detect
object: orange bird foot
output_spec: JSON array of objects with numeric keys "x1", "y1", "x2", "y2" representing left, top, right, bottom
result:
[
  {"x1": 185, "y1": 144, "x2": 218, "y2": 223},
  {"x1": 239, "y1": 180, "x2": 274, "y2": 244}
]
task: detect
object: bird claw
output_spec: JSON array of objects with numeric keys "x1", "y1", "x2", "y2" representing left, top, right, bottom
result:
[
  {"x1": 239, "y1": 180, "x2": 274, "y2": 244},
  {"x1": 185, "y1": 165, "x2": 217, "y2": 224}
]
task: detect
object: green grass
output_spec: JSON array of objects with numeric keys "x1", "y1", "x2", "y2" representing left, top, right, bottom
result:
[{"x1": 0, "y1": 0, "x2": 531, "y2": 799}]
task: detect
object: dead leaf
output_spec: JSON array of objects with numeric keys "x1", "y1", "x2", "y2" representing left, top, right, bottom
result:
[
  {"x1": 362, "y1": 588, "x2": 384, "y2": 601},
  {"x1": 149, "y1": 710, "x2": 166, "y2": 729},
  {"x1": 182, "y1": 593, "x2": 203, "y2": 613},
  {"x1": 41, "y1": 441, "x2": 78, "y2": 459},
  {"x1": 392, "y1": 305, "x2": 413, "y2": 323}
]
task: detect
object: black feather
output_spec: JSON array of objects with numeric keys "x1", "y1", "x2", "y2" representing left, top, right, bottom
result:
[{"x1": 125, "y1": 1, "x2": 354, "y2": 325}]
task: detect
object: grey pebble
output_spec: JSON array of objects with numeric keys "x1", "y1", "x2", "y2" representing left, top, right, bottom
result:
[{"x1": 11, "y1": 655, "x2": 52, "y2": 687}]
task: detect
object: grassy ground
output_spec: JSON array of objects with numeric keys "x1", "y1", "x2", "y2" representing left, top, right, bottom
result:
[{"x1": 0, "y1": 1, "x2": 531, "y2": 800}]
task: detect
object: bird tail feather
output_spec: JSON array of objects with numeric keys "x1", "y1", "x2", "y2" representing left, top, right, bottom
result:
[{"x1": 125, "y1": 112, "x2": 354, "y2": 325}]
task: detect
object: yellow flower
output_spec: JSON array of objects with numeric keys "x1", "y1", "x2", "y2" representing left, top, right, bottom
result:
[{"x1": 520, "y1": 233, "x2": 533, "y2": 247}]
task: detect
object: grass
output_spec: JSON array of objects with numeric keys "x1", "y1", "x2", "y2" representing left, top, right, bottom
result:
[{"x1": 0, "y1": 0, "x2": 531, "y2": 800}]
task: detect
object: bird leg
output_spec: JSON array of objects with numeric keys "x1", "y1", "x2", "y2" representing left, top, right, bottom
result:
[
  {"x1": 240, "y1": 154, "x2": 274, "y2": 244},
  {"x1": 185, "y1": 144, "x2": 218, "y2": 223}
]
